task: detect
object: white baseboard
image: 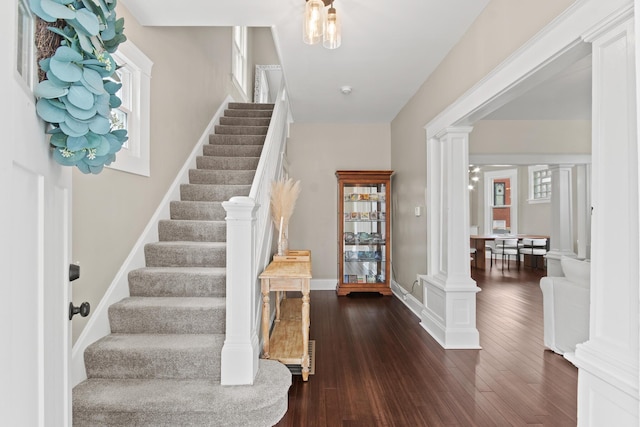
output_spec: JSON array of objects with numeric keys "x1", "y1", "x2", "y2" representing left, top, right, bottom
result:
[
  {"x1": 70, "y1": 96, "x2": 233, "y2": 387},
  {"x1": 390, "y1": 280, "x2": 423, "y2": 318},
  {"x1": 311, "y1": 279, "x2": 337, "y2": 291}
]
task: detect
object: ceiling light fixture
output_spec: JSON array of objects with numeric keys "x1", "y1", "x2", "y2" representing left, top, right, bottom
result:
[{"x1": 304, "y1": 0, "x2": 341, "y2": 49}]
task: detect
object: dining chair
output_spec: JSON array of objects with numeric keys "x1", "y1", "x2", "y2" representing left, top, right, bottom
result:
[
  {"x1": 519, "y1": 238, "x2": 548, "y2": 269},
  {"x1": 494, "y1": 238, "x2": 519, "y2": 271}
]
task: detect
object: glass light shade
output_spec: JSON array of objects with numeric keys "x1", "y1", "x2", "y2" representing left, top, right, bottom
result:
[
  {"x1": 304, "y1": 0, "x2": 325, "y2": 45},
  {"x1": 323, "y1": 6, "x2": 341, "y2": 49}
]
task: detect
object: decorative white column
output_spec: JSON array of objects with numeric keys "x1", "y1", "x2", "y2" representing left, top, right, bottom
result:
[
  {"x1": 546, "y1": 164, "x2": 576, "y2": 276},
  {"x1": 420, "y1": 127, "x2": 481, "y2": 349},
  {"x1": 575, "y1": 164, "x2": 592, "y2": 260},
  {"x1": 572, "y1": 10, "x2": 639, "y2": 426},
  {"x1": 220, "y1": 196, "x2": 260, "y2": 385}
]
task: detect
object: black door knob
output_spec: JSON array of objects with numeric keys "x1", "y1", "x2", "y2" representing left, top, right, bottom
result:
[
  {"x1": 69, "y1": 263, "x2": 80, "y2": 282},
  {"x1": 69, "y1": 302, "x2": 90, "y2": 320}
]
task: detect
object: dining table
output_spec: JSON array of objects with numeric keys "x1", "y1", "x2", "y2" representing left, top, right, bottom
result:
[{"x1": 470, "y1": 234, "x2": 550, "y2": 270}]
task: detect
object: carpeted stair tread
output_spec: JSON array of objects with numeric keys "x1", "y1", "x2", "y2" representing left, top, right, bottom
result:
[
  {"x1": 158, "y1": 219, "x2": 226, "y2": 242},
  {"x1": 74, "y1": 101, "x2": 291, "y2": 426},
  {"x1": 202, "y1": 144, "x2": 263, "y2": 158},
  {"x1": 180, "y1": 183, "x2": 251, "y2": 201},
  {"x1": 228, "y1": 102, "x2": 274, "y2": 110},
  {"x1": 214, "y1": 125, "x2": 268, "y2": 135},
  {"x1": 108, "y1": 296, "x2": 226, "y2": 334},
  {"x1": 84, "y1": 333, "x2": 225, "y2": 380},
  {"x1": 209, "y1": 134, "x2": 267, "y2": 145},
  {"x1": 188, "y1": 168, "x2": 255, "y2": 185},
  {"x1": 196, "y1": 156, "x2": 259, "y2": 171},
  {"x1": 144, "y1": 241, "x2": 226, "y2": 268},
  {"x1": 73, "y1": 359, "x2": 291, "y2": 426},
  {"x1": 128, "y1": 267, "x2": 226, "y2": 297},
  {"x1": 170, "y1": 201, "x2": 226, "y2": 221},
  {"x1": 219, "y1": 117, "x2": 271, "y2": 127}
]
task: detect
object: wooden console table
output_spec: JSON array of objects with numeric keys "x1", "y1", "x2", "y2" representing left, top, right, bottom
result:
[{"x1": 259, "y1": 251, "x2": 312, "y2": 381}]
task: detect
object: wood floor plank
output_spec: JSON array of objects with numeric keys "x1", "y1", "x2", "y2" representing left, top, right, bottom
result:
[{"x1": 275, "y1": 266, "x2": 577, "y2": 426}]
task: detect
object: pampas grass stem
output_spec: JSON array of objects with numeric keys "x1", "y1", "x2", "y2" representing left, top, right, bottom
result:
[{"x1": 270, "y1": 178, "x2": 301, "y2": 230}]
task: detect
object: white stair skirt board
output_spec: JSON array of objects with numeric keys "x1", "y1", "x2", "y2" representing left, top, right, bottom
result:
[{"x1": 418, "y1": 275, "x2": 481, "y2": 349}]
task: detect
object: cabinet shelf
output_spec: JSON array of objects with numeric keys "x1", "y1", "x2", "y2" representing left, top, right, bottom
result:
[{"x1": 336, "y1": 170, "x2": 393, "y2": 296}]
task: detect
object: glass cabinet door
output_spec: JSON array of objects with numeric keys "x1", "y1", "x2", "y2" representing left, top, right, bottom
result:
[{"x1": 342, "y1": 184, "x2": 386, "y2": 285}]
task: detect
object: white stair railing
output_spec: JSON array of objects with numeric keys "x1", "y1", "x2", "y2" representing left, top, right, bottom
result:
[{"x1": 221, "y1": 83, "x2": 291, "y2": 385}]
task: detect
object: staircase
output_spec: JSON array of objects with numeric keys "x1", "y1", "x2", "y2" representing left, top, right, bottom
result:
[{"x1": 73, "y1": 103, "x2": 292, "y2": 426}]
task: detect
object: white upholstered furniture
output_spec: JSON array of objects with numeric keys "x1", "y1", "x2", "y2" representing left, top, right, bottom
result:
[{"x1": 539, "y1": 256, "x2": 590, "y2": 356}]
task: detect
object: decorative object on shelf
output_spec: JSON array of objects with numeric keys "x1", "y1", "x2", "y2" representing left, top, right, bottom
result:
[
  {"x1": 270, "y1": 177, "x2": 301, "y2": 256},
  {"x1": 303, "y1": 0, "x2": 341, "y2": 49},
  {"x1": 30, "y1": 0, "x2": 128, "y2": 174}
]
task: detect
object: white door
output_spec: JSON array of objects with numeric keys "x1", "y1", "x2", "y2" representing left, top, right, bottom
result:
[{"x1": 1, "y1": 1, "x2": 72, "y2": 425}]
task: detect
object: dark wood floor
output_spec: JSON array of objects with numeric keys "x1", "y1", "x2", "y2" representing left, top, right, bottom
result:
[{"x1": 275, "y1": 263, "x2": 578, "y2": 426}]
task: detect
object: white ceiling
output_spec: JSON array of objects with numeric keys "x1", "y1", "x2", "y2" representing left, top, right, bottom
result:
[{"x1": 120, "y1": 0, "x2": 491, "y2": 122}]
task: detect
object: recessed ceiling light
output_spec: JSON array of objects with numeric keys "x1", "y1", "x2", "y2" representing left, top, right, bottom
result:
[{"x1": 340, "y1": 85, "x2": 352, "y2": 95}]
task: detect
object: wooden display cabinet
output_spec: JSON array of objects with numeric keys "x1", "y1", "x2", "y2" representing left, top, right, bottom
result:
[{"x1": 336, "y1": 170, "x2": 393, "y2": 296}]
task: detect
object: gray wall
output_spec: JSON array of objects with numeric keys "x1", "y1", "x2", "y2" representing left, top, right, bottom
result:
[
  {"x1": 389, "y1": 0, "x2": 579, "y2": 301},
  {"x1": 287, "y1": 123, "x2": 391, "y2": 282}
]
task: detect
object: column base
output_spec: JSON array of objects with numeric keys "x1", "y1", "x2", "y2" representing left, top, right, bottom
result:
[
  {"x1": 573, "y1": 341, "x2": 639, "y2": 426},
  {"x1": 418, "y1": 274, "x2": 481, "y2": 349}
]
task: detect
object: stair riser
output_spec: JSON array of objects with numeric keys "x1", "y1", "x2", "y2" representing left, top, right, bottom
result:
[
  {"x1": 219, "y1": 117, "x2": 271, "y2": 127},
  {"x1": 158, "y1": 220, "x2": 226, "y2": 242},
  {"x1": 170, "y1": 201, "x2": 226, "y2": 221},
  {"x1": 128, "y1": 269, "x2": 226, "y2": 298},
  {"x1": 144, "y1": 244, "x2": 226, "y2": 268},
  {"x1": 188, "y1": 169, "x2": 255, "y2": 185},
  {"x1": 180, "y1": 184, "x2": 251, "y2": 202},
  {"x1": 84, "y1": 336, "x2": 223, "y2": 380},
  {"x1": 108, "y1": 306, "x2": 225, "y2": 334},
  {"x1": 209, "y1": 134, "x2": 266, "y2": 145},
  {"x1": 224, "y1": 109, "x2": 273, "y2": 118},
  {"x1": 214, "y1": 125, "x2": 268, "y2": 135},
  {"x1": 202, "y1": 145, "x2": 263, "y2": 158},
  {"x1": 86, "y1": 349, "x2": 219, "y2": 380},
  {"x1": 196, "y1": 157, "x2": 259, "y2": 170}
]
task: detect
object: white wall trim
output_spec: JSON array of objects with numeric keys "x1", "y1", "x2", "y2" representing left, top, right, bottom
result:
[
  {"x1": 470, "y1": 153, "x2": 592, "y2": 165},
  {"x1": 71, "y1": 96, "x2": 233, "y2": 386},
  {"x1": 425, "y1": 0, "x2": 632, "y2": 138},
  {"x1": 391, "y1": 280, "x2": 423, "y2": 318}
]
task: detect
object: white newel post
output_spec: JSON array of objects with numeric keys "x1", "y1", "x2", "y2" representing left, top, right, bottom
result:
[
  {"x1": 573, "y1": 10, "x2": 639, "y2": 426},
  {"x1": 546, "y1": 164, "x2": 576, "y2": 276},
  {"x1": 221, "y1": 196, "x2": 260, "y2": 385},
  {"x1": 419, "y1": 127, "x2": 481, "y2": 349}
]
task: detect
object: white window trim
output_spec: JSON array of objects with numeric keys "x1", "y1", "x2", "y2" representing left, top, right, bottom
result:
[
  {"x1": 528, "y1": 164, "x2": 551, "y2": 204},
  {"x1": 107, "y1": 41, "x2": 153, "y2": 177},
  {"x1": 231, "y1": 26, "x2": 248, "y2": 100},
  {"x1": 15, "y1": 0, "x2": 36, "y2": 95},
  {"x1": 483, "y1": 169, "x2": 518, "y2": 235}
]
